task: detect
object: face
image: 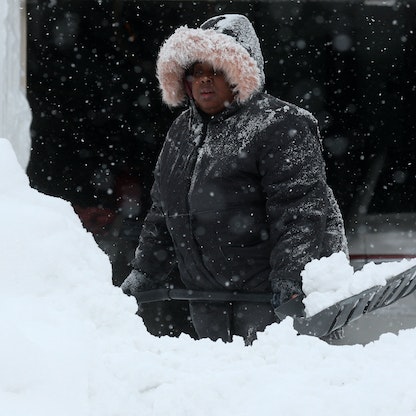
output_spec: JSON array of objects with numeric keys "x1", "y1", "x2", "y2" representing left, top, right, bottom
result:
[{"x1": 189, "y1": 62, "x2": 235, "y2": 115}]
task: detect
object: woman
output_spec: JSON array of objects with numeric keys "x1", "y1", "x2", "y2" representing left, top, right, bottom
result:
[{"x1": 122, "y1": 14, "x2": 348, "y2": 344}]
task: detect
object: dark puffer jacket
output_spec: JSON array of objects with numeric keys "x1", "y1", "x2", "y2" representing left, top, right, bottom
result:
[
  {"x1": 131, "y1": 92, "x2": 347, "y2": 296},
  {"x1": 124, "y1": 15, "x2": 347, "y2": 339}
]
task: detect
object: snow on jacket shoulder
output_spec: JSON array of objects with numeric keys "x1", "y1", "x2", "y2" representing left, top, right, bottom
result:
[{"x1": 132, "y1": 92, "x2": 348, "y2": 293}]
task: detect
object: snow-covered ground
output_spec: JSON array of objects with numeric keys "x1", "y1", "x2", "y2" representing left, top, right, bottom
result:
[{"x1": 2, "y1": 137, "x2": 416, "y2": 416}]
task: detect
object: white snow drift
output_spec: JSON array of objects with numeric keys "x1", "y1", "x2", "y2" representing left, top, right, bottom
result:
[{"x1": 2, "y1": 137, "x2": 416, "y2": 416}]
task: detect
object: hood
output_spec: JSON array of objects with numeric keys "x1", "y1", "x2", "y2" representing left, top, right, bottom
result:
[{"x1": 156, "y1": 14, "x2": 265, "y2": 107}]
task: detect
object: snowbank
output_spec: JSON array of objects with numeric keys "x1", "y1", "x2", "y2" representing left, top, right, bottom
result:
[{"x1": 2, "y1": 137, "x2": 416, "y2": 416}]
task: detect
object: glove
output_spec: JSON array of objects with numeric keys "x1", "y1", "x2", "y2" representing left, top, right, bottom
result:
[
  {"x1": 271, "y1": 279, "x2": 303, "y2": 309},
  {"x1": 121, "y1": 270, "x2": 159, "y2": 316},
  {"x1": 121, "y1": 269, "x2": 157, "y2": 297}
]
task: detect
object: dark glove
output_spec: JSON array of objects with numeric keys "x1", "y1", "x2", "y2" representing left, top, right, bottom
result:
[
  {"x1": 121, "y1": 269, "x2": 157, "y2": 297},
  {"x1": 121, "y1": 270, "x2": 159, "y2": 316},
  {"x1": 271, "y1": 279, "x2": 303, "y2": 310}
]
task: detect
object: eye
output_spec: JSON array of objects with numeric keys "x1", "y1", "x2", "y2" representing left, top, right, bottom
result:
[
  {"x1": 192, "y1": 69, "x2": 204, "y2": 78},
  {"x1": 191, "y1": 67, "x2": 222, "y2": 79}
]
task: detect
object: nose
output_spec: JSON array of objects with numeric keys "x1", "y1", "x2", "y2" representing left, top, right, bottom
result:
[{"x1": 200, "y1": 74, "x2": 213, "y2": 83}]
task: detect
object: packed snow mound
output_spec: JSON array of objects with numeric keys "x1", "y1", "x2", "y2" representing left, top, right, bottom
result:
[
  {"x1": 2, "y1": 137, "x2": 416, "y2": 416},
  {"x1": 0, "y1": 138, "x2": 148, "y2": 414},
  {"x1": 0, "y1": 139, "x2": 111, "y2": 294},
  {"x1": 302, "y1": 252, "x2": 416, "y2": 316}
]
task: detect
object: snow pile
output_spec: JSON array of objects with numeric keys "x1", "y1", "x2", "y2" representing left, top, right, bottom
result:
[
  {"x1": 2, "y1": 137, "x2": 416, "y2": 416},
  {"x1": 0, "y1": 138, "x2": 146, "y2": 415},
  {"x1": 302, "y1": 252, "x2": 416, "y2": 316}
]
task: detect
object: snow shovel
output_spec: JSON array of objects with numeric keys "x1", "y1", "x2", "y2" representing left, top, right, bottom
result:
[
  {"x1": 274, "y1": 264, "x2": 416, "y2": 338},
  {"x1": 133, "y1": 264, "x2": 416, "y2": 338}
]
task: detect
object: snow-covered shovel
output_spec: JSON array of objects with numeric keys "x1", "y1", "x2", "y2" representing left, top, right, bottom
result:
[{"x1": 274, "y1": 264, "x2": 416, "y2": 338}]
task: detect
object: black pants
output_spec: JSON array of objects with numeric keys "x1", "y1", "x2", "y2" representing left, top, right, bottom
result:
[{"x1": 189, "y1": 301, "x2": 277, "y2": 345}]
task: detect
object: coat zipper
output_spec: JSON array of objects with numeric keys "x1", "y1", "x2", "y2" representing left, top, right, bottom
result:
[
  {"x1": 183, "y1": 121, "x2": 208, "y2": 172},
  {"x1": 190, "y1": 122, "x2": 208, "y2": 190},
  {"x1": 184, "y1": 120, "x2": 220, "y2": 285}
]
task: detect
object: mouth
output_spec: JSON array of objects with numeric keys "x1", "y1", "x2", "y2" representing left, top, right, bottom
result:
[{"x1": 199, "y1": 89, "x2": 214, "y2": 97}]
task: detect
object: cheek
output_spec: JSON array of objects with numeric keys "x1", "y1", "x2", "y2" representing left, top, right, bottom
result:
[
  {"x1": 217, "y1": 79, "x2": 232, "y2": 95},
  {"x1": 220, "y1": 84, "x2": 234, "y2": 101}
]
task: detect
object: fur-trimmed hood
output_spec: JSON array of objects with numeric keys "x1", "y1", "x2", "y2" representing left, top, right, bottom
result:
[{"x1": 156, "y1": 14, "x2": 265, "y2": 107}]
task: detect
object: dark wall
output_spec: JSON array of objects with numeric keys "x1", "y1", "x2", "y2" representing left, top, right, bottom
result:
[{"x1": 26, "y1": 0, "x2": 416, "y2": 281}]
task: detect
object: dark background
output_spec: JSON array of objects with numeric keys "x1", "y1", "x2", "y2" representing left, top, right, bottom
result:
[{"x1": 26, "y1": 0, "x2": 416, "y2": 284}]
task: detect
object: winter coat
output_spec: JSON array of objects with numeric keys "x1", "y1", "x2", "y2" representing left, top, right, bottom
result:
[
  {"x1": 127, "y1": 14, "x2": 347, "y2": 305},
  {"x1": 131, "y1": 93, "x2": 347, "y2": 296}
]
